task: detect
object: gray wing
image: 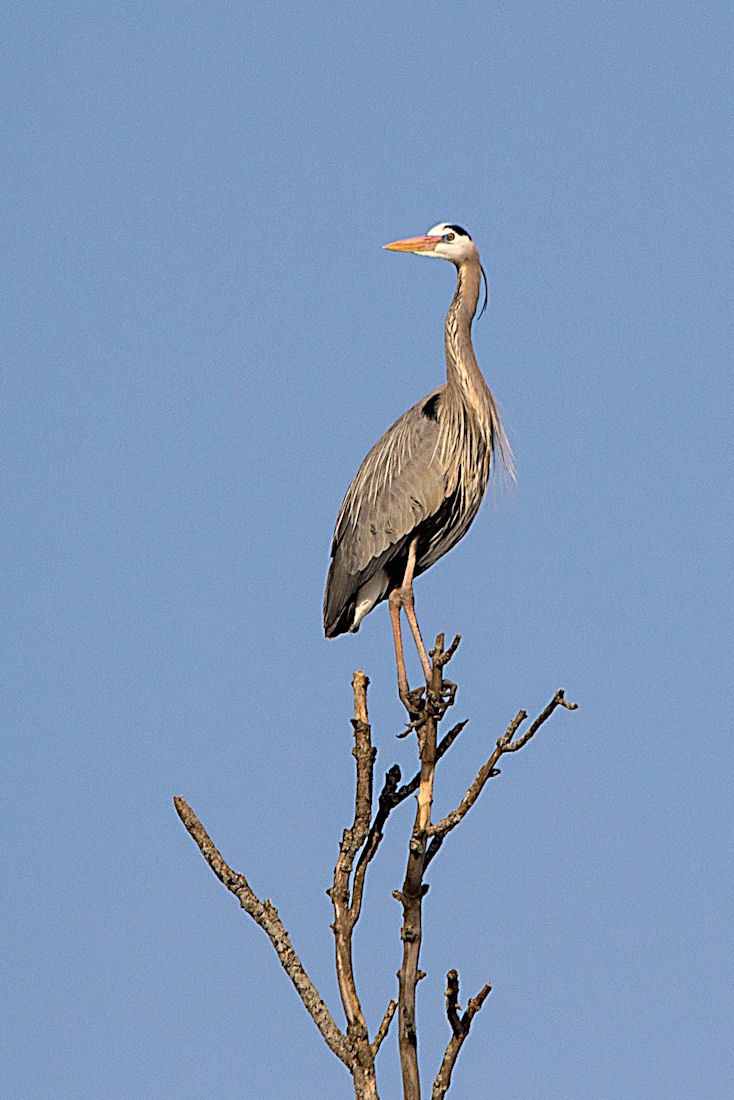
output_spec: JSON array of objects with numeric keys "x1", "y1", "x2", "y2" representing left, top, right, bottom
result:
[{"x1": 324, "y1": 386, "x2": 447, "y2": 635}]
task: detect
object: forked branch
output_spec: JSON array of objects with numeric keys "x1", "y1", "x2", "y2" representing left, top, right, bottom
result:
[
  {"x1": 432, "y1": 970, "x2": 493, "y2": 1099},
  {"x1": 425, "y1": 689, "x2": 578, "y2": 868}
]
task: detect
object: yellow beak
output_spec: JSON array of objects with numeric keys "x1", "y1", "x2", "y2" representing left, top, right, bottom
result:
[{"x1": 383, "y1": 234, "x2": 441, "y2": 253}]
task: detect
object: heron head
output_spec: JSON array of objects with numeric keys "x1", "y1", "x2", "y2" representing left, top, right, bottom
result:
[{"x1": 383, "y1": 223, "x2": 478, "y2": 265}]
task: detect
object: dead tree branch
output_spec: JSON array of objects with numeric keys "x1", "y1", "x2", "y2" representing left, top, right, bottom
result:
[
  {"x1": 371, "y1": 998, "x2": 398, "y2": 1058},
  {"x1": 394, "y1": 633, "x2": 459, "y2": 1100},
  {"x1": 425, "y1": 689, "x2": 578, "y2": 868},
  {"x1": 174, "y1": 642, "x2": 577, "y2": 1099},
  {"x1": 352, "y1": 717, "x2": 469, "y2": 895},
  {"x1": 432, "y1": 971, "x2": 493, "y2": 1099},
  {"x1": 326, "y1": 670, "x2": 380, "y2": 1097}
]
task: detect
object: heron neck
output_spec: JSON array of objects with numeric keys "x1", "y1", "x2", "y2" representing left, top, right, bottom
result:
[{"x1": 444, "y1": 261, "x2": 486, "y2": 403}]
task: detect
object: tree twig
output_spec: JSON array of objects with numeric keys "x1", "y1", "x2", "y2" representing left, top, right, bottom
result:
[
  {"x1": 425, "y1": 689, "x2": 577, "y2": 868},
  {"x1": 371, "y1": 999, "x2": 398, "y2": 1058},
  {"x1": 432, "y1": 971, "x2": 492, "y2": 1099}
]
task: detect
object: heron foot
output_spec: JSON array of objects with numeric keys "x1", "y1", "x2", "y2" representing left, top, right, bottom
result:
[
  {"x1": 398, "y1": 684, "x2": 425, "y2": 724},
  {"x1": 439, "y1": 679, "x2": 457, "y2": 708}
]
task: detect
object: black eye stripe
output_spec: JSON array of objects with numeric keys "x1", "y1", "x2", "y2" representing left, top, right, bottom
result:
[{"x1": 445, "y1": 223, "x2": 471, "y2": 239}]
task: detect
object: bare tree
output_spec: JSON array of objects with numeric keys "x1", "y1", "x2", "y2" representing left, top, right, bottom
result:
[{"x1": 174, "y1": 634, "x2": 576, "y2": 1098}]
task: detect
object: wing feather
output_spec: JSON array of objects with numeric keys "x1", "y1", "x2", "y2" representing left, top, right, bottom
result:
[
  {"x1": 334, "y1": 386, "x2": 446, "y2": 570},
  {"x1": 324, "y1": 386, "x2": 448, "y2": 634}
]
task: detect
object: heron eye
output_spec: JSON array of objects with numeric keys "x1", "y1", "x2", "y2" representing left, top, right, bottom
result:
[{"x1": 443, "y1": 232, "x2": 455, "y2": 242}]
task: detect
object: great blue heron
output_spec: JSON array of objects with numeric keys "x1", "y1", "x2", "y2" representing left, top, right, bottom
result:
[{"x1": 323, "y1": 223, "x2": 512, "y2": 701}]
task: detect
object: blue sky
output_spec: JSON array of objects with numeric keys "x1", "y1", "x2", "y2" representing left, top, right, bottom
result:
[{"x1": 4, "y1": 3, "x2": 732, "y2": 1097}]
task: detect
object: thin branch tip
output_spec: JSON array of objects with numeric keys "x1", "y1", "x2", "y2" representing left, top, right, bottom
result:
[
  {"x1": 556, "y1": 687, "x2": 578, "y2": 710},
  {"x1": 434, "y1": 971, "x2": 493, "y2": 1096},
  {"x1": 371, "y1": 999, "x2": 397, "y2": 1057},
  {"x1": 436, "y1": 633, "x2": 461, "y2": 667}
]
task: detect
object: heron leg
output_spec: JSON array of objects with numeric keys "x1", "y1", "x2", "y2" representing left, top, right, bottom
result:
[
  {"x1": 389, "y1": 588, "x2": 410, "y2": 702},
  {"x1": 400, "y1": 539, "x2": 433, "y2": 683}
]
